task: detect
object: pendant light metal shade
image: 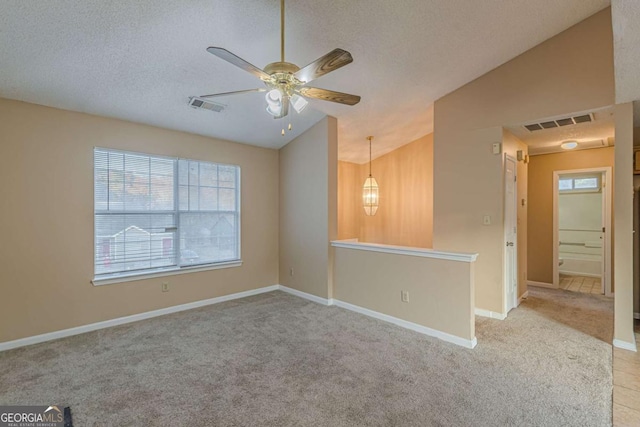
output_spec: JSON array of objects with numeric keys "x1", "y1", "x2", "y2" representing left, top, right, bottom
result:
[{"x1": 363, "y1": 136, "x2": 379, "y2": 215}]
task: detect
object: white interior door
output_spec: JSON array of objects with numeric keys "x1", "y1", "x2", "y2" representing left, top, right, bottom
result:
[{"x1": 505, "y1": 156, "x2": 518, "y2": 312}]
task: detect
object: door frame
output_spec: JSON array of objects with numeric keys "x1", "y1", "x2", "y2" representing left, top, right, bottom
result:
[
  {"x1": 552, "y1": 167, "x2": 612, "y2": 295},
  {"x1": 504, "y1": 155, "x2": 518, "y2": 313}
]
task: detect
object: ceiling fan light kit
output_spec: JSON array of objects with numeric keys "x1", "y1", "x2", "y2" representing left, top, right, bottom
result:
[
  {"x1": 193, "y1": 0, "x2": 360, "y2": 122},
  {"x1": 290, "y1": 94, "x2": 308, "y2": 113}
]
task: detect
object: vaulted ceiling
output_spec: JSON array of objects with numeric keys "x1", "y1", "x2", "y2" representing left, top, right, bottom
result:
[{"x1": 0, "y1": 0, "x2": 610, "y2": 163}]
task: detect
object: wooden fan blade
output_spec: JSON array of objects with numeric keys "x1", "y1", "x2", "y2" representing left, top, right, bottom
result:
[
  {"x1": 298, "y1": 87, "x2": 361, "y2": 106},
  {"x1": 199, "y1": 88, "x2": 266, "y2": 98},
  {"x1": 207, "y1": 47, "x2": 271, "y2": 81},
  {"x1": 294, "y1": 49, "x2": 353, "y2": 83}
]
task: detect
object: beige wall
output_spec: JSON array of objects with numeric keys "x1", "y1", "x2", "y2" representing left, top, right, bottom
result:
[
  {"x1": 279, "y1": 117, "x2": 338, "y2": 299},
  {"x1": 0, "y1": 98, "x2": 279, "y2": 343},
  {"x1": 333, "y1": 247, "x2": 475, "y2": 341},
  {"x1": 337, "y1": 134, "x2": 433, "y2": 248},
  {"x1": 432, "y1": 8, "x2": 614, "y2": 314},
  {"x1": 503, "y1": 130, "x2": 528, "y2": 298},
  {"x1": 614, "y1": 103, "x2": 635, "y2": 346},
  {"x1": 527, "y1": 147, "x2": 615, "y2": 285}
]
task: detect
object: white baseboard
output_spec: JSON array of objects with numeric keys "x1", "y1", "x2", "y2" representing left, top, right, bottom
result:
[
  {"x1": 518, "y1": 291, "x2": 529, "y2": 306},
  {"x1": 1, "y1": 283, "x2": 475, "y2": 352},
  {"x1": 527, "y1": 280, "x2": 556, "y2": 289},
  {"x1": 278, "y1": 285, "x2": 334, "y2": 306},
  {"x1": 278, "y1": 287, "x2": 475, "y2": 349},
  {"x1": 614, "y1": 337, "x2": 638, "y2": 352},
  {"x1": 332, "y1": 299, "x2": 477, "y2": 349},
  {"x1": 474, "y1": 308, "x2": 507, "y2": 320},
  {"x1": 0, "y1": 285, "x2": 280, "y2": 352}
]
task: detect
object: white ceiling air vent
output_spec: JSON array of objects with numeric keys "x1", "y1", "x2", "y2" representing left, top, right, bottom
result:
[
  {"x1": 523, "y1": 113, "x2": 594, "y2": 132},
  {"x1": 188, "y1": 97, "x2": 226, "y2": 113}
]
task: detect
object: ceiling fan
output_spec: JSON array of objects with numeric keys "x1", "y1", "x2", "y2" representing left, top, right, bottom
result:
[{"x1": 193, "y1": 0, "x2": 361, "y2": 120}]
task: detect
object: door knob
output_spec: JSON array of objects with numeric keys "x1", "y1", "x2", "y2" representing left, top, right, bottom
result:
[{"x1": 506, "y1": 242, "x2": 514, "y2": 247}]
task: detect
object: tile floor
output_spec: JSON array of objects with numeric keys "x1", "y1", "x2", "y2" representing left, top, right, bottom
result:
[
  {"x1": 613, "y1": 328, "x2": 640, "y2": 426},
  {"x1": 560, "y1": 274, "x2": 603, "y2": 295}
]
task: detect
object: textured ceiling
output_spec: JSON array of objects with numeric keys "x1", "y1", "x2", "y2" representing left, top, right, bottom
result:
[
  {"x1": 506, "y1": 106, "x2": 615, "y2": 155},
  {"x1": 611, "y1": 0, "x2": 640, "y2": 126},
  {"x1": 0, "y1": 0, "x2": 610, "y2": 163}
]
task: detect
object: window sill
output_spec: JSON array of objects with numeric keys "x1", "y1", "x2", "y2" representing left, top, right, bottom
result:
[{"x1": 91, "y1": 260, "x2": 243, "y2": 286}]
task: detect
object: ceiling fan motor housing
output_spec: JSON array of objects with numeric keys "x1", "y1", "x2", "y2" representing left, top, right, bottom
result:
[
  {"x1": 264, "y1": 62, "x2": 303, "y2": 95},
  {"x1": 264, "y1": 61, "x2": 300, "y2": 76}
]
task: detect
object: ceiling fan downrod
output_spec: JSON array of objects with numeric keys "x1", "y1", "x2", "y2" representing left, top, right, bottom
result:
[{"x1": 281, "y1": 0, "x2": 285, "y2": 63}]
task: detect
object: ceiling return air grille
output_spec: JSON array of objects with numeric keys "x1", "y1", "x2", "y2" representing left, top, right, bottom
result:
[
  {"x1": 524, "y1": 113, "x2": 593, "y2": 132},
  {"x1": 188, "y1": 97, "x2": 225, "y2": 113}
]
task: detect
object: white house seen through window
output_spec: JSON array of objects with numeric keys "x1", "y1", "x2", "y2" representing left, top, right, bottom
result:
[{"x1": 94, "y1": 148, "x2": 240, "y2": 280}]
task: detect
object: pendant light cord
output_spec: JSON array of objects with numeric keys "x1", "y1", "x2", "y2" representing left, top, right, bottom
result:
[
  {"x1": 368, "y1": 136, "x2": 373, "y2": 178},
  {"x1": 281, "y1": 0, "x2": 285, "y2": 62},
  {"x1": 369, "y1": 138, "x2": 372, "y2": 177}
]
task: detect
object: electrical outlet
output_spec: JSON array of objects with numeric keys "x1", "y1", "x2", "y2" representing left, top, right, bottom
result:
[
  {"x1": 401, "y1": 291, "x2": 409, "y2": 303},
  {"x1": 161, "y1": 282, "x2": 169, "y2": 292},
  {"x1": 289, "y1": 268, "x2": 294, "y2": 276}
]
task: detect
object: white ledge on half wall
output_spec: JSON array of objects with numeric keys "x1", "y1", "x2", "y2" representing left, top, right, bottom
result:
[{"x1": 330, "y1": 240, "x2": 478, "y2": 263}]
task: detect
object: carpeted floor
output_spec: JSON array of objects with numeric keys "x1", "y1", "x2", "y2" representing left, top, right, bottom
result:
[{"x1": 0, "y1": 287, "x2": 613, "y2": 426}]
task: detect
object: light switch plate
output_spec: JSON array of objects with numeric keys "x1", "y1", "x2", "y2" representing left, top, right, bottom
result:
[
  {"x1": 401, "y1": 291, "x2": 409, "y2": 303},
  {"x1": 492, "y1": 142, "x2": 502, "y2": 155},
  {"x1": 483, "y1": 215, "x2": 491, "y2": 225}
]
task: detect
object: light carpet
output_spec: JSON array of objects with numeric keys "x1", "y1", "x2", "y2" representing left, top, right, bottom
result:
[{"x1": 0, "y1": 287, "x2": 613, "y2": 426}]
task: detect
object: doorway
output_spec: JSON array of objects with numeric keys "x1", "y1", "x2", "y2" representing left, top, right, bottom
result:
[{"x1": 553, "y1": 167, "x2": 612, "y2": 295}]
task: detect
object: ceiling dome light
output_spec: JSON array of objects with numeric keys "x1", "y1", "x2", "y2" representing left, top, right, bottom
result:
[
  {"x1": 561, "y1": 141, "x2": 578, "y2": 150},
  {"x1": 266, "y1": 89, "x2": 283, "y2": 116}
]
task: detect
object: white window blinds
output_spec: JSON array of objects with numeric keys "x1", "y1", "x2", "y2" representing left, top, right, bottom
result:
[{"x1": 94, "y1": 148, "x2": 240, "y2": 280}]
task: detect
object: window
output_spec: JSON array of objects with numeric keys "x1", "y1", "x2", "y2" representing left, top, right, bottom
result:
[
  {"x1": 94, "y1": 148, "x2": 240, "y2": 281},
  {"x1": 559, "y1": 175, "x2": 601, "y2": 193}
]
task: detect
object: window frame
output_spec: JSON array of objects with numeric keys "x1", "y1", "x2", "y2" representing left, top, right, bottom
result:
[
  {"x1": 92, "y1": 147, "x2": 242, "y2": 286},
  {"x1": 558, "y1": 174, "x2": 601, "y2": 194}
]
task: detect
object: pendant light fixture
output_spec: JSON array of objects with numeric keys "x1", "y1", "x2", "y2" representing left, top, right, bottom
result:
[{"x1": 363, "y1": 136, "x2": 379, "y2": 215}]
